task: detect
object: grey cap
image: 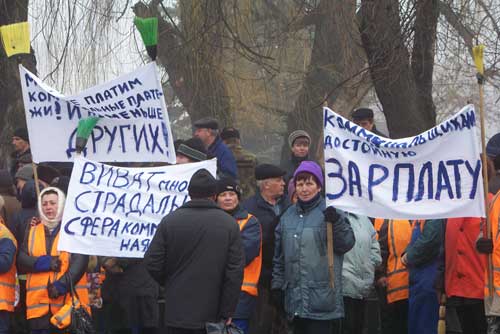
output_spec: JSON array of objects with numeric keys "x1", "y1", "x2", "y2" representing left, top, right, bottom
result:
[
  {"x1": 15, "y1": 165, "x2": 34, "y2": 181},
  {"x1": 288, "y1": 130, "x2": 311, "y2": 148},
  {"x1": 193, "y1": 117, "x2": 219, "y2": 130}
]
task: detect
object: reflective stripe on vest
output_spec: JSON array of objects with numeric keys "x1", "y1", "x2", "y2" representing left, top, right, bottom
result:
[
  {"x1": 26, "y1": 224, "x2": 90, "y2": 319},
  {"x1": 386, "y1": 220, "x2": 412, "y2": 304},
  {"x1": 237, "y1": 214, "x2": 262, "y2": 296},
  {"x1": 486, "y1": 191, "x2": 500, "y2": 297},
  {"x1": 0, "y1": 223, "x2": 17, "y2": 312}
]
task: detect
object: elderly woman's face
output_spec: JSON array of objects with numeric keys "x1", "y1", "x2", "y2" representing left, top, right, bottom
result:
[
  {"x1": 295, "y1": 176, "x2": 321, "y2": 202},
  {"x1": 41, "y1": 193, "x2": 59, "y2": 219}
]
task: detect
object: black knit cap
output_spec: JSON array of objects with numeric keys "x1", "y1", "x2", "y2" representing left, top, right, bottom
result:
[
  {"x1": 13, "y1": 128, "x2": 29, "y2": 142},
  {"x1": 255, "y1": 164, "x2": 286, "y2": 180},
  {"x1": 351, "y1": 108, "x2": 374, "y2": 121},
  {"x1": 216, "y1": 176, "x2": 241, "y2": 199},
  {"x1": 220, "y1": 127, "x2": 240, "y2": 140},
  {"x1": 188, "y1": 169, "x2": 217, "y2": 198},
  {"x1": 193, "y1": 117, "x2": 219, "y2": 130},
  {"x1": 177, "y1": 137, "x2": 207, "y2": 162}
]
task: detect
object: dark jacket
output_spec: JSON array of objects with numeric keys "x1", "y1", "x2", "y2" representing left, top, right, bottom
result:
[
  {"x1": 10, "y1": 148, "x2": 32, "y2": 178},
  {"x1": 17, "y1": 224, "x2": 89, "y2": 329},
  {"x1": 232, "y1": 206, "x2": 261, "y2": 319},
  {"x1": 208, "y1": 136, "x2": 238, "y2": 179},
  {"x1": 405, "y1": 219, "x2": 444, "y2": 267},
  {"x1": 272, "y1": 197, "x2": 355, "y2": 320},
  {"x1": 144, "y1": 199, "x2": 244, "y2": 329},
  {"x1": 242, "y1": 192, "x2": 289, "y2": 286},
  {"x1": 100, "y1": 258, "x2": 159, "y2": 329},
  {"x1": 0, "y1": 192, "x2": 20, "y2": 228},
  {"x1": 281, "y1": 154, "x2": 309, "y2": 184},
  {"x1": 0, "y1": 233, "x2": 16, "y2": 274},
  {"x1": 9, "y1": 180, "x2": 39, "y2": 245}
]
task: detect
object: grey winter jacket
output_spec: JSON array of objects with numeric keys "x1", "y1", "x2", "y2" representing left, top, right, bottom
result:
[
  {"x1": 271, "y1": 197, "x2": 355, "y2": 320},
  {"x1": 341, "y1": 213, "x2": 381, "y2": 299}
]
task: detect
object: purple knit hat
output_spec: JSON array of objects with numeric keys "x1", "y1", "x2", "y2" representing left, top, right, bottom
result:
[{"x1": 293, "y1": 161, "x2": 324, "y2": 187}]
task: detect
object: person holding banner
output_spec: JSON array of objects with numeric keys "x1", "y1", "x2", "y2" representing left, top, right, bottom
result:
[
  {"x1": 401, "y1": 219, "x2": 444, "y2": 334},
  {"x1": 271, "y1": 161, "x2": 354, "y2": 334},
  {"x1": 216, "y1": 177, "x2": 262, "y2": 334},
  {"x1": 17, "y1": 187, "x2": 90, "y2": 334}
]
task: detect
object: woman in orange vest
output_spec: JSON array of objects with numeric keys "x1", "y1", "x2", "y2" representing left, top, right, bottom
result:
[
  {"x1": 216, "y1": 177, "x2": 262, "y2": 334},
  {"x1": 17, "y1": 187, "x2": 89, "y2": 333},
  {"x1": 0, "y1": 216, "x2": 17, "y2": 334}
]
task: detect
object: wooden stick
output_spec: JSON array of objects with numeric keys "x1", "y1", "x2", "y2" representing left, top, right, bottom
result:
[
  {"x1": 327, "y1": 222, "x2": 335, "y2": 289},
  {"x1": 478, "y1": 79, "x2": 494, "y2": 297},
  {"x1": 31, "y1": 162, "x2": 41, "y2": 199}
]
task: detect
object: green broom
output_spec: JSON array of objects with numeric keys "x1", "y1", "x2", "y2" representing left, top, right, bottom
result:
[
  {"x1": 76, "y1": 117, "x2": 100, "y2": 154},
  {"x1": 134, "y1": 17, "x2": 158, "y2": 61}
]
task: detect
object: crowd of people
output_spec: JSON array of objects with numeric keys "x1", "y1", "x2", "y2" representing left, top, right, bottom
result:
[{"x1": 0, "y1": 107, "x2": 500, "y2": 334}]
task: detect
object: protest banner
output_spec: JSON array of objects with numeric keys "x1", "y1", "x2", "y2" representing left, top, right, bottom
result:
[
  {"x1": 58, "y1": 157, "x2": 217, "y2": 257},
  {"x1": 19, "y1": 63, "x2": 176, "y2": 163},
  {"x1": 324, "y1": 105, "x2": 485, "y2": 219}
]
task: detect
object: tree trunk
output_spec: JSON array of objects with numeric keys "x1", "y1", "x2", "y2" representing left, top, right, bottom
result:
[
  {"x1": 284, "y1": 0, "x2": 371, "y2": 162},
  {"x1": 133, "y1": 0, "x2": 233, "y2": 127},
  {"x1": 360, "y1": 0, "x2": 438, "y2": 138},
  {"x1": 0, "y1": 0, "x2": 37, "y2": 168}
]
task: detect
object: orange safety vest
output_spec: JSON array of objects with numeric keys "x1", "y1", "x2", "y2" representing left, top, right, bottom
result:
[
  {"x1": 26, "y1": 223, "x2": 89, "y2": 320},
  {"x1": 237, "y1": 214, "x2": 262, "y2": 297},
  {"x1": 486, "y1": 191, "x2": 500, "y2": 297},
  {"x1": 386, "y1": 219, "x2": 413, "y2": 304},
  {"x1": 0, "y1": 221, "x2": 17, "y2": 312},
  {"x1": 374, "y1": 218, "x2": 387, "y2": 240}
]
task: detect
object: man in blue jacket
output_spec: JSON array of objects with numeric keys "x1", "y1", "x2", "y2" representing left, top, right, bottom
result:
[{"x1": 193, "y1": 117, "x2": 238, "y2": 179}]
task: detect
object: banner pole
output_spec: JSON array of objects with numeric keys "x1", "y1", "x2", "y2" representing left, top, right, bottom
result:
[
  {"x1": 472, "y1": 45, "x2": 494, "y2": 297},
  {"x1": 31, "y1": 162, "x2": 41, "y2": 199}
]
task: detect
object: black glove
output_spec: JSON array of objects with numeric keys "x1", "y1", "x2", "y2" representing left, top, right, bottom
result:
[
  {"x1": 270, "y1": 289, "x2": 284, "y2": 310},
  {"x1": 47, "y1": 282, "x2": 60, "y2": 299},
  {"x1": 324, "y1": 206, "x2": 340, "y2": 223},
  {"x1": 49, "y1": 257, "x2": 62, "y2": 272},
  {"x1": 476, "y1": 238, "x2": 493, "y2": 254}
]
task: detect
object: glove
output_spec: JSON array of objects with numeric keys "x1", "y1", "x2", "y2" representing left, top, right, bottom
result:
[
  {"x1": 47, "y1": 281, "x2": 67, "y2": 299},
  {"x1": 34, "y1": 255, "x2": 60, "y2": 272},
  {"x1": 270, "y1": 289, "x2": 284, "y2": 311},
  {"x1": 324, "y1": 206, "x2": 340, "y2": 223},
  {"x1": 476, "y1": 237, "x2": 494, "y2": 254}
]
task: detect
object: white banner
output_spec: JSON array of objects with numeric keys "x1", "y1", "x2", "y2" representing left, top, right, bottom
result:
[
  {"x1": 59, "y1": 157, "x2": 217, "y2": 257},
  {"x1": 324, "y1": 105, "x2": 485, "y2": 219},
  {"x1": 20, "y1": 63, "x2": 176, "y2": 163}
]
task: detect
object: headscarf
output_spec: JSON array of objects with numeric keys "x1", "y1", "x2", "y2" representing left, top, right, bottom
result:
[{"x1": 38, "y1": 187, "x2": 66, "y2": 232}]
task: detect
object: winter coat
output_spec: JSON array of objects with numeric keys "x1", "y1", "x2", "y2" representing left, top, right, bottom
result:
[
  {"x1": 208, "y1": 136, "x2": 238, "y2": 179},
  {"x1": 0, "y1": 192, "x2": 20, "y2": 228},
  {"x1": 405, "y1": 219, "x2": 443, "y2": 267},
  {"x1": 272, "y1": 197, "x2": 355, "y2": 320},
  {"x1": 9, "y1": 180, "x2": 40, "y2": 245},
  {"x1": 445, "y1": 217, "x2": 485, "y2": 299},
  {"x1": 342, "y1": 213, "x2": 381, "y2": 299},
  {"x1": 232, "y1": 206, "x2": 261, "y2": 319},
  {"x1": 243, "y1": 192, "x2": 290, "y2": 286},
  {"x1": 144, "y1": 199, "x2": 244, "y2": 329},
  {"x1": 100, "y1": 258, "x2": 159, "y2": 329},
  {"x1": 10, "y1": 148, "x2": 32, "y2": 178},
  {"x1": 281, "y1": 154, "x2": 309, "y2": 184}
]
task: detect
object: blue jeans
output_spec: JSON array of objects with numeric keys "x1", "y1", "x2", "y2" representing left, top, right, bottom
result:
[{"x1": 232, "y1": 319, "x2": 249, "y2": 334}]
